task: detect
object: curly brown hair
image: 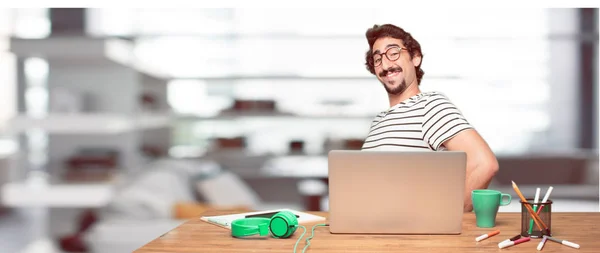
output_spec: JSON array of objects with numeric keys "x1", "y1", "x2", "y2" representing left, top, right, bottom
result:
[{"x1": 364, "y1": 24, "x2": 425, "y2": 85}]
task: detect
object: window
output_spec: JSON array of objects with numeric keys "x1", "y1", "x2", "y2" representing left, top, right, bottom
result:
[
  {"x1": 11, "y1": 8, "x2": 50, "y2": 38},
  {"x1": 88, "y1": 8, "x2": 580, "y2": 155},
  {"x1": 0, "y1": 52, "x2": 17, "y2": 129}
]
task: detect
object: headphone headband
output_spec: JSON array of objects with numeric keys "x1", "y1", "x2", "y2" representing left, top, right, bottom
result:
[{"x1": 231, "y1": 218, "x2": 270, "y2": 237}]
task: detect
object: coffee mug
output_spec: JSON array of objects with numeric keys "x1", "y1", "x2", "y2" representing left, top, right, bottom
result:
[{"x1": 472, "y1": 189, "x2": 512, "y2": 228}]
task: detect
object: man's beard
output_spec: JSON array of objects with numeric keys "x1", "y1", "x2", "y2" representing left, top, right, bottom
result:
[{"x1": 378, "y1": 66, "x2": 407, "y2": 95}]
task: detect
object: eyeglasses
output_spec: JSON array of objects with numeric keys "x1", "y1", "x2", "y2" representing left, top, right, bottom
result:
[{"x1": 372, "y1": 47, "x2": 407, "y2": 67}]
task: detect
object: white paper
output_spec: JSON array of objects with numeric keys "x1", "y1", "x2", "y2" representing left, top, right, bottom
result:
[{"x1": 200, "y1": 208, "x2": 326, "y2": 229}]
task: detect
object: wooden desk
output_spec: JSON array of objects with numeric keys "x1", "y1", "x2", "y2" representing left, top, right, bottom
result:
[{"x1": 135, "y1": 211, "x2": 600, "y2": 252}]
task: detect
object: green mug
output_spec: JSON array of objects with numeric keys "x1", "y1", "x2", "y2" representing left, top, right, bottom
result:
[{"x1": 472, "y1": 189, "x2": 512, "y2": 228}]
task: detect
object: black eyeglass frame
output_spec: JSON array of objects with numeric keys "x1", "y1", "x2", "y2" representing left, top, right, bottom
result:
[{"x1": 372, "y1": 47, "x2": 408, "y2": 67}]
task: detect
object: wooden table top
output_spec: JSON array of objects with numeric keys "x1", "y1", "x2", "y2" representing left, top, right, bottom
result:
[{"x1": 135, "y1": 211, "x2": 600, "y2": 252}]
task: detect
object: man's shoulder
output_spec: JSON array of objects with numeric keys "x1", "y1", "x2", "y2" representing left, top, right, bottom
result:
[
  {"x1": 419, "y1": 91, "x2": 454, "y2": 107},
  {"x1": 380, "y1": 91, "x2": 447, "y2": 115},
  {"x1": 420, "y1": 91, "x2": 448, "y2": 100}
]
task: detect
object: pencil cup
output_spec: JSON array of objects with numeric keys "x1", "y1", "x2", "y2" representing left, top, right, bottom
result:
[{"x1": 520, "y1": 198, "x2": 552, "y2": 238}]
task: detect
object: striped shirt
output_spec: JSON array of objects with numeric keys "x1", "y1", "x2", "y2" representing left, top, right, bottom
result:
[{"x1": 361, "y1": 91, "x2": 473, "y2": 151}]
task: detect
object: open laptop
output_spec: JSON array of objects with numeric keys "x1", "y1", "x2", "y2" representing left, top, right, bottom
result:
[{"x1": 327, "y1": 150, "x2": 466, "y2": 234}]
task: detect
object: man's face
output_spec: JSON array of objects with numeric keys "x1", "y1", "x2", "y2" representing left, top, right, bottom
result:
[{"x1": 372, "y1": 37, "x2": 421, "y2": 95}]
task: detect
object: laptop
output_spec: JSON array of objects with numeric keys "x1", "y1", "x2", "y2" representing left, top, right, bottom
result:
[{"x1": 327, "y1": 150, "x2": 466, "y2": 234}]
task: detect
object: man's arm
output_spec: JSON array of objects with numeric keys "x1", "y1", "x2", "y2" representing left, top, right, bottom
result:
[{"x1": 443, "y1": 129, "x2": 499, "y2": 212}]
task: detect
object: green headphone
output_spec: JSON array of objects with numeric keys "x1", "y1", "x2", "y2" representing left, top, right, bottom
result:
[{"x1": 231, "y1": 211, "x2": 299, "y2": 238}]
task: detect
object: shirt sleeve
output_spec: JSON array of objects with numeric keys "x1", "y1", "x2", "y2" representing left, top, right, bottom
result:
[{"x1": 422, "y1": 93, "x2": 474, "y2": 150}]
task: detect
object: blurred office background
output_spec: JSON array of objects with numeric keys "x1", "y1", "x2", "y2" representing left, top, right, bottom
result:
[{"x1": 0, "y1": 7, "x2": 597, "y2": 253}]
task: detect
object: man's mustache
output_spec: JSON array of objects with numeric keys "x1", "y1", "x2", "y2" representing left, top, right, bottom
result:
[{"x1": 378, "y1": 67, "x2": 403, "y2": 77}]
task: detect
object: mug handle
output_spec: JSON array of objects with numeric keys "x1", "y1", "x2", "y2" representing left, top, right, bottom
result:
[{"x1": 500, "y1": 193, "x2": 512, "y2": 206}]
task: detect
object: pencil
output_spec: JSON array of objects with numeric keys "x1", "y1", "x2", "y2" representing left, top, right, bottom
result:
[
  {"x1": 511, "y1": 181, "x2": 549, "y2": 232},
  {"x1": 511, "y1": 181, "x2": 545, "y2": 229}
]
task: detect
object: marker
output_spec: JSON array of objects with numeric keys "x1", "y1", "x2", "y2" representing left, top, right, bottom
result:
[
  {"x1": 534, "y1": 188, "x2": 541, "y2": 206},
  {"x1": 498, "y1": 237, "x2": 530, "y2": 249},
  {"x1": 528, "y1": 188, "x2": 541, "y2": 234},
  {"x1": 537, "y1": 236, "x2": 548, "y2": 251},
  {"x1": 541, "y1": 187, "x2": 553, "y2": 203},
  {"x1": 536, "y1": 186, "x2": 554, "y2": 215},
  {"x1": 475, "y1": 230, "x2": 500, "y2": 242},
  {"x1": 498, "y1": 234, "x2": 522, "y2": 246},
  {"x1": 544, "y1": 235, "x2": 580, "y2": 249}
]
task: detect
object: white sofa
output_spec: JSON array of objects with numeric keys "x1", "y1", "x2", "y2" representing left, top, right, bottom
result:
[{"x1": 83, "y1": 158, "x2": 301, "y2": 253}]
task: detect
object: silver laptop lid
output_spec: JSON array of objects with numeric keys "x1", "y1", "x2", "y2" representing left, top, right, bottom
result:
[{"x1": 327, "y1": 150, "x2": 466, "y2": 234}]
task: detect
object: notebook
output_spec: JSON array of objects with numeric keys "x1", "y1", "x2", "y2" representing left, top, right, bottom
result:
[{"x1": 200, "y1": 208, "x2": 326, "y2": 229}]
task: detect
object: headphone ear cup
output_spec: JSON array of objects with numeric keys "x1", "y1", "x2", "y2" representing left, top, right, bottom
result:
[
  {"x1": 269, "y1": 211, "x2": 298, "y2": 238},
  {"x1": 280, "y1": 211, "x2": 298, "y2": 234}
]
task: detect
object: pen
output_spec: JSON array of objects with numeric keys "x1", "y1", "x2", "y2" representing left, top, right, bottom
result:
[
  {"x1": 498, "y1": 234, "x2": 521, "y2": 246},
  {"x1": 207, "y1": 218, "x2": 229, "y2": 227},
  {"x1": 537, "y1": 235, "x2": 547, "y2": 251},
  {"x1": 475, "y1": 230, "x2": 500, "y2": 242},
  {"x1": 544, "y1": 235, "x2": 580, "y2": 249},
  {"x1": 498, "y1": 237, "x2": 530, "y2": 249}
]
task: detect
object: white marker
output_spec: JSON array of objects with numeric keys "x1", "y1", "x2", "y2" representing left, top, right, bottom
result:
[
  {"x1": 498, "y1": 235, "x2": 522, "y2": 247},
  {"x1": 534, "y1": 188, "x2": 541, "y2": 205},
  {"x1": 541, "y1": 186, "x2": 554, "y2": 203},
  {"x1": 535, "y1": 186, "x2": 554, "y2": 214},
  {"x1": 475, "y1": 230, "x2": 500, "y2": 242},
  {"x1": 537, "y1": 236, "x2": 547, "y2": 250},
  {"x1": 544, "y1": 235, "x2": 580, "y2": 249}
]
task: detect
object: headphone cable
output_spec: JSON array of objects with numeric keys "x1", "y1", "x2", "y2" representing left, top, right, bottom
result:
[
  {"x1": 294, "y1": 223, "x2": 329, "y2": 253},
  {"x1": 292, "y1": 225, "x2": 307, "y2": 253}
]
